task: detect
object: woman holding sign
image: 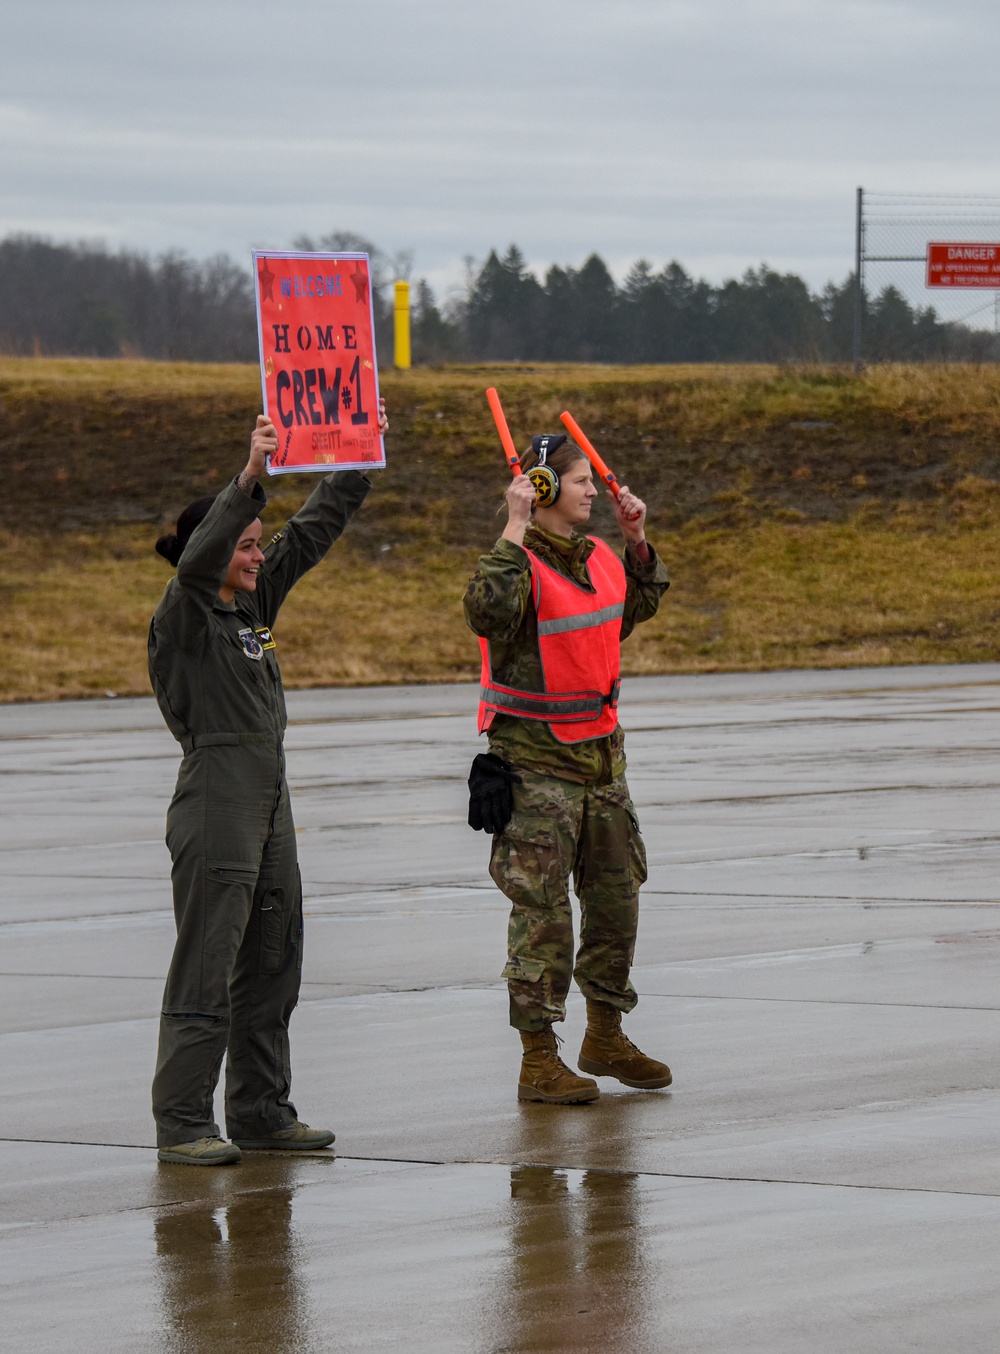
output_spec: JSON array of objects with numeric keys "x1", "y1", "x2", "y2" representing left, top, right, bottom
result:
[
  {"x1": 149, "y1": 401, "x2": 386, "y2": 1165},
  {"x1": 464, "y1": 430, "x2": 671, "y2": 1104}
]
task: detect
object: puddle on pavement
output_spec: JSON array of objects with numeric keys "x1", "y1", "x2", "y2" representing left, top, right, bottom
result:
[{"x1": 148, "y1": 1157, "x2": 660, "y2": 1353}]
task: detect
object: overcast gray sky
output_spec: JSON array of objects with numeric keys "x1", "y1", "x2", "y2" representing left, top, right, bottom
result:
[{"x1": 3, "y1": 0, "x2": 1000, "y2": 299}]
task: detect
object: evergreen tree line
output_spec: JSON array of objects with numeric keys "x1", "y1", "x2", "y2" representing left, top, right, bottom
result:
[{"x1": 1, "y1": 233, "x2": 996, "y2": 365}]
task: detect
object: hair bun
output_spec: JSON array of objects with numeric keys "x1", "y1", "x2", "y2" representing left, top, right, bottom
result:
[
  {"x1": 155, "y1": 494, "x2": 218, "y2": 568},
  {"x1": 155, "y1": 533, "x2": 183, "y2": 567}
]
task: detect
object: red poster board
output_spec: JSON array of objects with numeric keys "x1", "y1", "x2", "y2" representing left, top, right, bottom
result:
[
  {"x1": 926, "y1": 242, "x2": 1000, "y2": 288},
  {"x1": 252, "y1": 250, "x2": 385, "y2": 474}
]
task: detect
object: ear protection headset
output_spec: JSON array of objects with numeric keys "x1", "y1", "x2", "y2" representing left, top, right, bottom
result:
[{"x1": 526, "y1": 434, "x2": 568, "y2": 507}]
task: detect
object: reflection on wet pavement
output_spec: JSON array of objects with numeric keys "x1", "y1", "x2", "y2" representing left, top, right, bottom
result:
[
  {"x1": 154, "y1": 1167, "x2": 309, "y2": 1353},
  {"x1": 494, "y1": 1166, "x2": 653, "y2": 1354},
  {"x1": 149, "y1": 1160, "x2": 658, "y2": 1354}
]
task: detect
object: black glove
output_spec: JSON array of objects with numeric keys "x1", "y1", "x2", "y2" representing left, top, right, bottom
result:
[{"x1": 468, "y1": 753, "x2": 522, "y2": 834}]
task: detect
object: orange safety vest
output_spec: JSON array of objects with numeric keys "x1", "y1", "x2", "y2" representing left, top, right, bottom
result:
[{"x1": 478, "y1": 537, "x2": 625, "y2": 745}]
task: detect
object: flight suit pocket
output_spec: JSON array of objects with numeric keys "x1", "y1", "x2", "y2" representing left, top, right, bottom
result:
[
  {"x1": 256, "y1": 888, "x2": 285, "y2": 974},
  {"x1": 293, "y1": 867, "x2": 304, "y2": 972},
  {"x1": 196, "y1": 861, "x2": 259, "y2": 1000},
  {"x1": 208, "y1": 860, "x2": 259, "y2": 885}
]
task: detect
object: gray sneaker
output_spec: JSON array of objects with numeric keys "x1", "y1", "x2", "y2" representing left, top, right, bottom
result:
[
  {"x1": 231, "y1": 1122, "x2": 335, "y2": 1152},
  {"x1": 157, "y1": 1136, "x2": 242, "y2": 1166}
]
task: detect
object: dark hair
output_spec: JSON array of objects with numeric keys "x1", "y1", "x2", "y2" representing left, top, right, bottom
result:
[
  {"x1": 518, "y1": 439, "x2": 587, "y2": 479},
  {"x1": 155, "y1": 495, "x2": 218, "y2": 567}
]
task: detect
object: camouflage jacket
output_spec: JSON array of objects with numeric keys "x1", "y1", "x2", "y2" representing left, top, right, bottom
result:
[{"x1": 463, "y1": 523, "x2": 669, "y2": 784}]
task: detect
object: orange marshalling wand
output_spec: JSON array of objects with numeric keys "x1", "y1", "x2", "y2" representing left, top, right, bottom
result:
[
  {"x1": 558, "y1": 411, "x2": 621, "y2": 497},
  {"x1": 486, "y1": 387, "x2": 522, "y2": 477}
]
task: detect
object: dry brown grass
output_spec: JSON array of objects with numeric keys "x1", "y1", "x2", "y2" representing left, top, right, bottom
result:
[
  {"x1": 629, "y1": 519, "x2": 1000, "y2": 672},
  {"x1": 5, "y1": 358, "x2": 1000, "y2": 701},
  {"x1": 5, "y1": 512, "x2": 1000, "y2": 702},
  {"x1": 0, "y1": 356, "x2": 259, "y2": 398}
]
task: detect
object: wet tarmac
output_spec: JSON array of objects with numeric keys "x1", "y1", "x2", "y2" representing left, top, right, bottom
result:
[{"x1": 2, "y1": 665, "x2": 1000, "y2": 1352}]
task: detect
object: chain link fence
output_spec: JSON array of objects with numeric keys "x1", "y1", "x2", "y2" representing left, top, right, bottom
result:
[{"x1": 856, "y1": 190, "x2": 1000, "y2": 364}]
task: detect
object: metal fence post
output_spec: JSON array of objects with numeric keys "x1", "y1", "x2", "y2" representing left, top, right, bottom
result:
[{"x1": 853, "y1": 186, "x2": 864, "y2": 372}]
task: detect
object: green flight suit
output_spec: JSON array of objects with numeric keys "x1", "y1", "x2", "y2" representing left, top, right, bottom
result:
[
  {"x1": 148, "y1": 469, "x2": 370, "y2": 1149},
  {"x1": 463, "y1": 525, "x2": 669, "y2": 1032}
]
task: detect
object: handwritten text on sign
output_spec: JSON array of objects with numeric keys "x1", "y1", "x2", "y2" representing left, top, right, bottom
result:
[
  {"x1": 926, "y1": 242, "x2": 1000, "y2": 289},
  {"x1": 252, "y1": 250, "x2": 385, "y2": 475}
]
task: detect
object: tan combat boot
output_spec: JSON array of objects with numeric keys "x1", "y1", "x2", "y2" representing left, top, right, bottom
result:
[
  {"x1": 578, "y1": 1000, "x2": 672, "y2": 1089},
  {"x1": 518, "y1": 1027, "x2": 600, "y2": 1104}
]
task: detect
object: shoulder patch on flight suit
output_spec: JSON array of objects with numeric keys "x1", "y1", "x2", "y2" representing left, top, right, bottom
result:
[
  {"x1": 254, "y1": 626, "x2": 277, "y2": 651},
  {"x1": 269, "y1": 531, "x2": 284, "y2": 546},
  {"x1": 238, "y1": 627, "x2": 265, "y2": 661}
]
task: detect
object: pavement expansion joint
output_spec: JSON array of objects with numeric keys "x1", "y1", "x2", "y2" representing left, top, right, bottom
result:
[
  {"x1": 287, "y1": 710, "x2": 464, "y2": 728},
  {"x1": 4, "y1": 1138, "x2": 999, "y2": 1203},
  {"x1": 0, "y1": 971, "x2": 164, "y2": 981},
  {"x1": 335, "y1": 1155, "x2": 1000, "y2": 1200},
  {"x1": 1, "y1": 837, "x2": 164, "y2": 857},
  {"x1": 650, "y1": 888, "x2": 1000, "y2": 904},
  {"x1": 0, "y1": 1137, "x2": 156, "y2": 1149},
  {"x1": 639, "y1": 990, "x2": 1000, "y2": 1011},
  {"x1": 660, "y1": 783, "x2": 950, "y2": 805}
]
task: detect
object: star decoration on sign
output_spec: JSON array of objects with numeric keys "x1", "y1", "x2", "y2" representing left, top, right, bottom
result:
[
  {"x1": 350, "y1": 263, "x2": 369, "y2": 304},
  {"x1": 258, "y1": 259, "x2": 276, "y2": 302}
]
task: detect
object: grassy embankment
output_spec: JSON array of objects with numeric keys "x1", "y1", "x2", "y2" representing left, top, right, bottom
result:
[{"x1": 4, "y1": 358, "x2": 1000, "y2": 702}]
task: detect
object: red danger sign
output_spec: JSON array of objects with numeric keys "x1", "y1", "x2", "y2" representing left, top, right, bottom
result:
[{"x1": 926, "y1": 242, "x2": 1000, "y2": 288}]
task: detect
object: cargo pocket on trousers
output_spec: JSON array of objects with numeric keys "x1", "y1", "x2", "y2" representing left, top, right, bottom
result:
[
  {"x1": 501, "y1": 955, "x2": 548, "y2": 985},
  {"x1": 256, "y1": 888, "x2": 285, "y2": 974},
  {"x1": 490, "y1": 814, "x2": 558, "y2": 901},
  {"x1": 625, "y1": 808, "x2": 648, "y2": 891}
]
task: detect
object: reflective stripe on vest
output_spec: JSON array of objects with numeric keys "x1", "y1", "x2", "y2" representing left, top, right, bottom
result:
[
  {"x1": 478, "y1": 677, "x2": 609, "y2": 722},
  {"x1": 477, "y1": 537, "x2": 625, "y2": 744},
  {"x1": 537, "y1": 601, "x2": 624, "y2": 637}
]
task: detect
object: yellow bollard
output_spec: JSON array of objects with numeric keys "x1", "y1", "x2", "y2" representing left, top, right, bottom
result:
[{"x1": 393, "y1": 280, "x2": 411, "y2": 369}]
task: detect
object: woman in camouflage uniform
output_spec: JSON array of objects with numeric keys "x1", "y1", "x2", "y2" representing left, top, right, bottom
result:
[{"x1": 464, "y1": 436, "x2": 672, "y2": 1103}]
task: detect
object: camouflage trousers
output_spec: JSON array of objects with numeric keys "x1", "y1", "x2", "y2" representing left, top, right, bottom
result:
[{"x1": 489, "y1": 770, "x2": 648, "y2": 1032}]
